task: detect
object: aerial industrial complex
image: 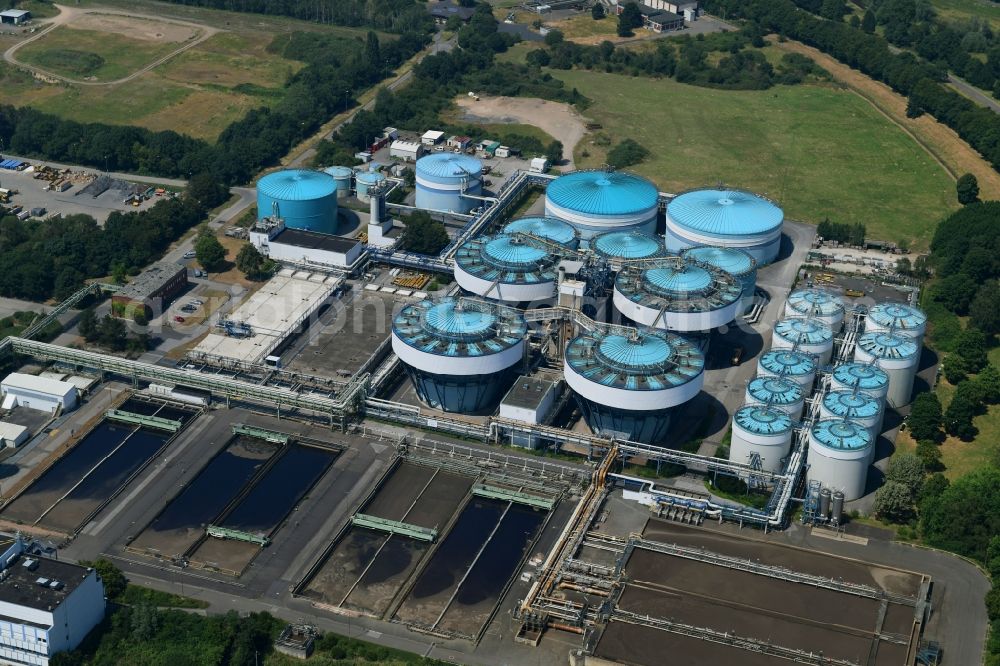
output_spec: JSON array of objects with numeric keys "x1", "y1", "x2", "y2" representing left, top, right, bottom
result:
[{"x1": 0, "y1": 149, "x2": 959, "y2": 665}]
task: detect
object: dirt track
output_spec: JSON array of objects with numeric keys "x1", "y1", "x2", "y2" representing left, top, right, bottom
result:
[{"x1": 454, "y1": 95, "x2": 588, "y2": 169}]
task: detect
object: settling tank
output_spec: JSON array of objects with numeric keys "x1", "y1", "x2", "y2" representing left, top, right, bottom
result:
[
  {"x1": 503, "y1": 216, "x2": 579, "y2": 249},
  {"x1": 682, "y1": 246, "x2": 757, "y2": 314},
  {"x1": 544, "y1": 169, "x2": 659, "y2": 241},
  {"x1": 830, "y1": 362, "x2": 890, "y2": 402},
  {"x1": 853, "y1": 331, "x2": 919, "y2": 408},
  {"x1": 866, "y1": 302, "x2": 927, "y2": 344},
  {"x1": 665, "y1": 188, "x2": 784, "y2": 264},
  {"x1": 807, "y1": 419, "x2": 873, "y2": 501},
  {"x1": 729, "y1": 405, "x2": 794, "y2": 474},
  {"x1": 563, "y1": 328, "x2": 704, "y2": 445},
  {"x1": 771, "y1": 317, "x2": 835, "y2": 366},
  {"x1": 415, "y1": 153, "x2": 483, "y2": 214},
  {"x1": 454, "y1": 233, "x2": 559, "y2": 304},
  {"x1": 745, "y1": 376, "x2": 804, "y2": 420},
  {"x1": 613, "y1": 256, "x2": 742, "y2": 333},
  {"x1": 391, "y1": 297, "x2": 527, "y2": 413},
  {"x1": 355, "y1": 171, "x2": 386, "y2": 204},
  {"x1": 324, "y1": 166, "x2": 353, "y2": 200},
  {"x1": 785, "y1": 288, "x2": 846, "y2": 332},
  {"x1": 820, "y1": 389, "x2": 884, "y2": 441},
  {"x1": 257, "y1": 169, "x2": 338, "y2": 235},
  {"x1": 592, "y1": 230, "x2": 665, "y2": 262},
  {"x1": 756, "y1": 349, "x2": 817, "y2": 389}
]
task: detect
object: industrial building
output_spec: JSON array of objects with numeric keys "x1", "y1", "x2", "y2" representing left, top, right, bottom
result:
[
  {"x1": 1, "y1": 373, "x2": 77, "y2": 414},
  {"x1": 563, "y1": 328, "x2": 704, "y2": 444},
  {"x1": 414, "y1": 153, "x2": 483, "y2": 214},
  {"x1": 665, "y1": 188, "x2": 784, "y2": 264},
  {"x1": 0, "y1": 422, "x2": 28, "y2": 448},
  {"x1": 613, "y1": 256, "x2": 742, "y2": 333},
  {"x1": 0, "y1": 9, "x2": 30, "y2": 25},
  {"x1": 389, "y1": 140, "x2": 424, "y2": 162},
  {"x1": 257, "y1": 169, "x2": 339, "y2": 235},
  {"x1": 544, "y1": 170, "x2": 659, "y2": 241},
  {"x1": 681, "y1": 246, "x2": 757, "y2": 314},
  {"x1": 111, "y1": 261, "x2": 187, "y2": 320},
  {"x1": 0, "y1": 537, "x2": 104, "y2": 666},
  {"x1": 391, "y1": 297, "x2": 528, "y2": 413},
  {"x1": 454, "y1": 233, "x2": 560, "y2": 303},
  {"x1": 250, "y1": 221, "x2": 363, "y2": 270}
]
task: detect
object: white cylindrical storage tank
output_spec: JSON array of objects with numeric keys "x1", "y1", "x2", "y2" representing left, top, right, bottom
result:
[
  {"x1": 785, "y1": 288, "x2": 846, "y2": 332},
  {"x1": 854, "y1": 331, "x2": 920, "y2": 408},
  {"x1": 757, "y1": 349, "x2": 817, "y2": 389},
  {"x1": 415, "y1": 153, "x2": 483, "y2": 214},
  {"x1": 613, "y1": 257, "x2": 742, "y2": 333},
  {"x1": 682, "y1": 246, "x2": 757, "y2": 314},
  {"x1": 745, "y1": 376, "x2": 804, "y2": 421},
  {"x1": 592, "y1": 230, "x2": 665, "y2": 263},
  {"x1": 355, "y1": 171, "x2": 386, "y2": 204},
  {"x1": 665, "y1": 188, "x2": 784, "y2": 265},
  {"x1": 564, "y1": 328, "x2": 704, "y2": 445},
  {"x1": 771, "y1": 317, "x2": 835, "y2": 366},
  {"x1": 821, "y1": 390, "x2": 884, "y2": 442},
  {"x1": 503, "y1": 216, "x2": 579, "y2": 249},
  {"x1": 729, "y1": 405, "x2": 794, "y2": 474},
  {"x1": 807, "y1": 419, "x2": 873, "y2": 501},
  {"x1": 256, "y1": 169, "x2": 339, "y2": 235},
  {"x1": 830, "y1": 362, "x2": 890, "y2": 402},
  {"x1": 324, "y1": 166, "x2": 354, "y2": 199},
  {"x1": 391, "y1": 297, "x2": 527, "y2": 413},
  {"x1": 866, "y1": 302, "x2": 927, "y2": 345},
  {"x1": 544, "y1": 170, "x2": 659, "y2": 242},
  {"x1": 454, "y1": 233, "x2": 559, "y2": 304}
]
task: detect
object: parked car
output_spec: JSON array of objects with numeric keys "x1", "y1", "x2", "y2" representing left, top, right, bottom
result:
[{"x1": 183, "y1": 251, "x2": 196, "y2": 259}]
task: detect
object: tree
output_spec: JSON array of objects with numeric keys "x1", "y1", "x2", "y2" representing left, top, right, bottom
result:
[
  {"x1": 820, "y1": 0, "x2": 846, "y2": 20},
  {"x1": 545, "y1": 140, "x2": 564, "y2": 164},
  {"x1": 915, "y1": 439, "x2": 943, "y2": 472},
  {"x1": 970, "y1": 282, "x2": 1000, "y2": 334},
  {"x1": 921, "y1": 467, "x2": 1000, "y2": 561},
  {"x1": 592, "y1": 3, "x2": 606, "y2": 19},
  {"x1": 235, "y1": 243, "x2": 273, "y2": 281},
  {"x1": 907, "y1": 392, "x2": 943, "y2": 442},
  {"x1": 186, "y1": 173, "x2": 229, "y2": 209},
  {"x1": 977, "y1": 364, "x2": 1000, "y2": 404},
  {"x1": 606, "y1": 138, "x2": 650, "y2": 168},
  {"x1": 78, "y1": 307, "x2": 98, "y2": 342},
  {"x1": 544, "y1": 29, "x2": 564, "y2": 47},
  {"x1": 873, "y1": 481, "x2": 916, "y2": 522},
  {"x1": 954, "y1": 327, "x2": 989, "y2": 372},
  {"x1": 885, "y1": 452, "x2": 925, "y2": 496},
  {"x1": 861, "y1": 9, "x2": 877, "y2": 33},
  {"x1": 618, "y1": 2, "x2": 643, "y2": 36},
  {"x1": 956, "y1": 173, "x2": 980, "y2": 205},
  {"x1": 944, "y1": 383, "x2": 979, "y2": 440},
  {"x1": 933, "y1": 273, "x2": 978, "y2": 315},
  {"x1": 111, "y1": 263, "x2": 128, "y2": 285},
  {"x1": 195, "y1": 231, "x2": 227, "y2": 272},
  {"x1": 364, "y1": 31, "x2": 381, "y2": 72},
  {"x1": 987, "y1": 535, "x2": 1000, "y2": 579},
  {"x1": 80, "y1": 558, "x2": 127, "y2": 598},
  {"x1": 400, "y1": 211, "x2": 449, "y2": 255}
]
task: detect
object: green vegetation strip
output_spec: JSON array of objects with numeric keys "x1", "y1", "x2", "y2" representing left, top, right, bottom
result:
[
  {"x1": 232, "y1": 424, "x2": 289, "y2": 444},
  {"x1": 471, "y1": 483, "x2": 554, "y2": 510},
  {"x1": 105, "y1": 410, "x2": 182, "y2": 432},
  {"x1": 350, "y1": 514, "x2": 437, "y2": 542},
  {"x1": 206, "y1": 525, "x2": 270, "y2": 546}
]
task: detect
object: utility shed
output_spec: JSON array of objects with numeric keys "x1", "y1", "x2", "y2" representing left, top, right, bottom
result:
[
  {"x1": 389, "y1": 140, "x2": 424, "y2": 162},
  {"x1": 421, "y1": 130, "x2": 445, "y2": 146},
  {"x1": 0, "y1": 9, "x2": 30, "y2": 24},
  {"x1": 500, "y1": 376, "x2": 558, "y2": 425},
  {"x1": 0, "y1": 422, "x2": 28, "y2": 448},
  {"x1": 1, "y1": 373, "x2": 78, "y2": 414}
]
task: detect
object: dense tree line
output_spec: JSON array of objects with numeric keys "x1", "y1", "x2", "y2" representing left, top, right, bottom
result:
[
  {"x1": 816, "y1": 218, "x2": 866, "y2": 244},
  {"x1": 155, "y1": 0, "x2": 432, "y2": 33},
  {"x1": 702, "y1": 0, "x2": 1000, "y2": 173}
]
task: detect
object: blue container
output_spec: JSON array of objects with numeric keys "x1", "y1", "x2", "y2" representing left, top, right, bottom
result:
[
  {"x1": 415, "y1": 153, "x2": 483, "y2": 214},
  {"x1": 257, "y1": 169, "x2": 338, "y2": 235}
]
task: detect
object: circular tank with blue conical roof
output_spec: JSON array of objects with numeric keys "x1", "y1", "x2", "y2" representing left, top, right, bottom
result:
[
  {"x1": 830, "y1": 362, "x2": 889, "y2": 401},
  {"x1": 682, "y1": 246, "x2": 757, "y2": 314},
  {"x1": 324, "y1": 166, "x2": 354, "y2": 199},
  {"x1": 454, "y1": 233, "x2": 559, "y2": 304},
  {"x1": 771, "y1": 317, "x2": 835, "y2": 365},
  {"x1": 866, "y1": 302, "x2": 927, "y2": 344},
  {"x1": 545, "y1": 169, "x2": 659, "y2": 241},
  {"x1": 391, "y1": 297, "x2": 527, "y2": 413},
  {"x1": 785, "y1": 288, "x2": 846, "y2": 332},
  {"x1": 503, "y1": 216, "x2": 579, "y2": 249},
  {"x1": 415, "y1": 153, "x2": 483, "y2": 214},
  {"x1": 808, "y1": 419, "x2": 873, "y2": 500},
  {"x1": 564, "y1": 327, "x2": 704, "y2": 445},
  {"x1": 745, "y1": 376, "x2": 804, "y2": 420},
  {"x1": 854, "y1": 331, "x2": 920, "y2": 408},
  {"x1": 613, "y1": 256, "x2": 742, "y2": 332},
  {"x1": 821, "y1": 390, "x2": 884, "y2": 441},
  {"x1": 757, "y1": 349, "x2": 817, "y2": 389},
  {"x1": 729, "y1": 405, "x2": 794, "y2": 474},
  {"x1": 666, "y1": 188, "x2": 784, "y2": 264},
  {"x1": 257, "y1": 169, "x2": 338, "y2": 235},
  {"x1": 355, "y1": 170, "x2": 386, "y2": 203},
  {"x1": 592, "y1": 230, "x2": 665, "y2": 262}
]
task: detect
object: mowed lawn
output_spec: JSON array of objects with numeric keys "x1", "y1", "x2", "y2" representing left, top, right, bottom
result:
[
  {"x1": 17, "y1": 26, "x2": 185, "y2": 82},
  {"x1": 556, "y1": 70, "x2": 957, "y2": 249}
]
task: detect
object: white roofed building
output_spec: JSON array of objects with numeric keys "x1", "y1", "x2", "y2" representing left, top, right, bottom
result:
[{"x1": 1, "y1": 374, "x2": 78, "y2": 414}]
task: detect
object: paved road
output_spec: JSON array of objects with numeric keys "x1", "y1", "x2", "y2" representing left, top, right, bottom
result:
[
  {"x1": 948, "y1": 73, "x2": 1000, "y2": 114},
  {"x1": 3, "y1": 5, "x2": 219, "y2": 87},
  {"x1": 0, "y1": 297, "x2": 52, "y2": 319}
]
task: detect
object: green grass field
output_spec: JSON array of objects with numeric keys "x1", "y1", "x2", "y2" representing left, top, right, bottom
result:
[
  {"x1": 555, "y1": 70, "x2": 956, "y2": 249},
  {"x1": 931, "y1": 0, "x2": 1000, "y2": 29}
]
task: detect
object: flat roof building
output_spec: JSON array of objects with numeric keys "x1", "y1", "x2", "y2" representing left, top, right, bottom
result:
[
  {"x1": 421, "y1": 130, "x2": 446, "y2": 146},
  {"x1": 1, "y1": 373, "x2": 77, "y2": 415},
  {"x1": 250, "y1": 221, "x2": 364, "y2": 270},
  {"x1": 111, "y1": 262, "x2": 187, "y2": 320},
  {"x1": 389, "y1": 140, "x2": 424, "y2": 162},
  {"x1": 0, "y1": 422, "x2": 29, "y2": 448},
  {"x1": 0, "y1": 9, "x2": 30, "y2": 25}
]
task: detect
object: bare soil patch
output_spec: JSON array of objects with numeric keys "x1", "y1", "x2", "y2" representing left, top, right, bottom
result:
[{"x1": 68, "y1": 13, "x2": 199, "y2": 43}]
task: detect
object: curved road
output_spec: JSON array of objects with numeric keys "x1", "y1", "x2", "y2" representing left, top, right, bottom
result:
[{"x1": 3, "y1": 4, "x2": 219, "y2": 87}]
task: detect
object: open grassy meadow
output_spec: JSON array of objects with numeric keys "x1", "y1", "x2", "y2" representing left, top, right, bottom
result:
[{"x1": 555, "y1": 69, "x2": 956, "y2": 249}]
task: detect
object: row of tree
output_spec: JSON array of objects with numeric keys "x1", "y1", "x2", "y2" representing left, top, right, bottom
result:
[{"x1": 816, "y1": 218, "x2": 866, "y2": 245}]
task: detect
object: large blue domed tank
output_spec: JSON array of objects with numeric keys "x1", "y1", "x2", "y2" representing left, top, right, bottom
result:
[
  {"x1": 257, "y1": 169, "x2": 339, "y2": 235},
  {"x1": 666, "y1": 188, "x2": 783, "y2": 264},
  {"x1": 415, "y1": 153, "x2": 483, "y2": 214},
  {"x1": 545, "y1": 170, "x2": 659, "y2": 242}
]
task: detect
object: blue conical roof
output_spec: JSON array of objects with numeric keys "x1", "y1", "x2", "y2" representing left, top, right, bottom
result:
[
  {"x1": 668, "y1": 188, "x2": 782, "y2": 237},
  {"x1": 547, "y1": 170, "x2": 658, "y2": 216}
]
